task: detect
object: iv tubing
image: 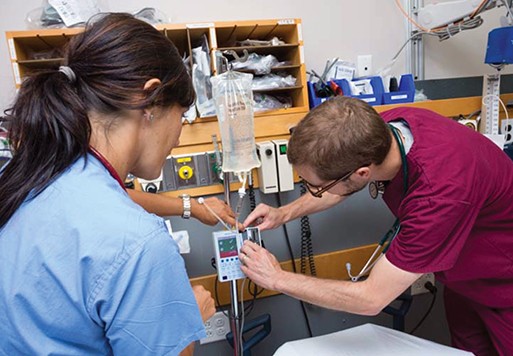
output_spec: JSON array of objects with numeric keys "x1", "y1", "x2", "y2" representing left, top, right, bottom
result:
[
  {"x1": 234, "y1": 172, "x2": 248, "y2": 232},
  {"x1": 198, "y1": 197, "x2": 232, "y2": 231}
]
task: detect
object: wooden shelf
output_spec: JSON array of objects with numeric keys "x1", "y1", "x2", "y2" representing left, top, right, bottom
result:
[
  {"x1": 18, "y1": 58, "x2": 63, "y2": 68},
  {"x1": 235, "y1": 64, "x2": 300, "y2": 74},
  {"x1": 375, "y1": 93, "x2": 513, "y2": 117},
  {"x1": 252, "y1": 85, "x2": 303, "y2": 92},
  {"x1": 6, "y1": 18, "x2": 308, "y2": 120},
  {"x1": 217, "y1": 44, "x2": 299, "y2": 51}
]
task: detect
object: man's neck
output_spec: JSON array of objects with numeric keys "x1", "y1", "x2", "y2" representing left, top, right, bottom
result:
[{"x1": 372, "y1": 130, "x2": 404, "y2": 182}]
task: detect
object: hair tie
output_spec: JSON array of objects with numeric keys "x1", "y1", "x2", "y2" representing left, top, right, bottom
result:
[{"x1": 58, "y1": 66, "x2": 77, "y2": 83}]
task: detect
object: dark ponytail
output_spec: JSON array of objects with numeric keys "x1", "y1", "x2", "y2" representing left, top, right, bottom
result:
[
  {"x1": 0, "y1": 13, "x2": 194, "y2": 228},
  {"x1": 0, "y1": 71, "x2": 89, "y2": 228}
]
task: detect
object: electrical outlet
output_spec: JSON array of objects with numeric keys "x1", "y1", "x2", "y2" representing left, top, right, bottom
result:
[
  {"x1": 206, "y1": 151, "x2": 223, "y2": 185},
  {"x1": 199, "y1": 311, "x2": 230, "y2": 345},
  {"x1": 501, "y1": 119, "x2": 513, "y2": 145},
  {"x1": 357, "y1": 54, "x2": 372, "y2": 78},
  {"x1": 410, "y1": 273, "x2": 435, "y2": 296}
]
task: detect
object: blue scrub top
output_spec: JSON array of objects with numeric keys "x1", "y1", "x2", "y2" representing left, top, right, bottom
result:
[{"x1": 0, "y1": 154, "x2": 205, "y2": 355}]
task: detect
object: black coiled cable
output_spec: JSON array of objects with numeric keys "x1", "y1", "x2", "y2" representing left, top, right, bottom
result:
[
  {"x1": 248, "y1": 181, "x2": 256, "y2": 212},
  {"x1": 300, "y1": 183, "x2": 316, "y2": 276}
]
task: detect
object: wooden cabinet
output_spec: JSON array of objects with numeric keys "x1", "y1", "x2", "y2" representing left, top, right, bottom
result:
[
  {"x1": 5, "y1": 19, "x2": 308, "y2": 148},
  {"x1": 213, "y1": 20, "x2": 307, "y2": 112},
  {"x1": 6, "y1": 27, "x2": 81, "y2": 86}
]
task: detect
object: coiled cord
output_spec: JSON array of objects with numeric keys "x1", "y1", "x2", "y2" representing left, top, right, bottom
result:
[
  {"x1": 248, "y1": 181, "x2": 256, "y2": 212},
  {"x1": 300, "y1": 183, "x2": 316, "y2": 276}
]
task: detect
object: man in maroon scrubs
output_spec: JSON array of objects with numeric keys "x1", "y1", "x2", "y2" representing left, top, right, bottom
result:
[{"x1": 240, "y1": 96, "x2": 513, "y2": 355}]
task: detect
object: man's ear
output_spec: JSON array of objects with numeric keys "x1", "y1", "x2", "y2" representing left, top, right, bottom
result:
[{"x1": 355, "y1": 166, "x2": 371, "y2": 179}]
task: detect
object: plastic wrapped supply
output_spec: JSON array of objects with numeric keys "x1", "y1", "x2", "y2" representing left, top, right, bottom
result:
[
  {"x1": 132, "y1": 8, "x2": 169, "y2": 25},
  {"x1": 253, "y1": 93, "x2": 292, "y2": 112},
  {"x1": 192, "y1": 35, "x2": 216, "y2": 117},
  {"x1": 211, "y1": 71, "x2": 261, "y2": 174},
  {"x1": 251, "y1": 73, "x2": 297, "y2": 90},
  {"x1": 26, "y1": 1, "x2": 169, "y2": 29},
  {"x1": 26, "y1": 0, "x2": 103, "y2": 28},
  {"x1": 236, "y1": 37, "x2": 286, "y2": 47},
  {"x1": 26, "y1": 4, "x2": 66, "y2": 29},
  {"x1": 230, "y1": 53, "x2": 279, "y2": 75}
]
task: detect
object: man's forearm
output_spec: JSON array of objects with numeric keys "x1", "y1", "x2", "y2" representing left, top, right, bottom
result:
[
  {"x1": 273, "y1": 270, "x2": 381, "y2": 315},
  {"x1": 269, "y1": 256, "x2": 420, "y2": 316}
]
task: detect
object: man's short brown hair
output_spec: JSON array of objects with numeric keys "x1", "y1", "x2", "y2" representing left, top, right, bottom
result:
[{"x1": 288, "y1": 96, "x2": 392, "y2": 180}]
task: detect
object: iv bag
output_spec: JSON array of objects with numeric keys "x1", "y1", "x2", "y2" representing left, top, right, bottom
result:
[{"x1": 211, "y1": 71, "x2": 261, "y2": 174}]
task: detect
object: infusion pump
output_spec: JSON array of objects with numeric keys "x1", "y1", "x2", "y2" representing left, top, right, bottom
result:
[{"x1": 213, "y1": 227, "x2": 262, "y2": 282}]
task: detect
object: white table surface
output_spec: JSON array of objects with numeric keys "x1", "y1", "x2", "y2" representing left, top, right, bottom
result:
[{"x1": 273, "y1": 323, "x2": 473, "y2": 356}]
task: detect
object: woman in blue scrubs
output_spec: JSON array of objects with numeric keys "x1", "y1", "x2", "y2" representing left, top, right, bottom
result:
[{"x1": 0, "y1": 13, "x2": 214, "y2": 355}]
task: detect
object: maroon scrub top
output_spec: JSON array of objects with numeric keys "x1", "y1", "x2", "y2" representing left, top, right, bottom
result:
[{"x1": 381, "y1": 107, "x2": 513, "y2": 308}]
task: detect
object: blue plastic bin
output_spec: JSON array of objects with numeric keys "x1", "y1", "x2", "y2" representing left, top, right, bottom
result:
[
  {"x1": 382, "y1": 74, "x2": 415, "y2": 105},
  {"x1": 307, "y1": 81, "x2": 333, "y2": 109},
  {"x1": 307, "y1": 74, "x2": 414, "y2": 109},
  {"x1": 336, "y1": 76, "x2": 384, "y2": 106},
  {"x1": 307, "y1": 76, "x2": 384, "y2": 108}
]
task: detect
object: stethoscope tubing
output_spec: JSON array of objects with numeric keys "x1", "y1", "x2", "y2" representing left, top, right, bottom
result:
[{"x1": 347, "y1": 123, "x2": 408, "y2": 282}]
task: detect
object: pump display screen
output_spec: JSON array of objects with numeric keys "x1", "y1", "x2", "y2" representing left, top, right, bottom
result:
[{"x1": 218, "y1": 236, "x2": 238, "y2": 258}]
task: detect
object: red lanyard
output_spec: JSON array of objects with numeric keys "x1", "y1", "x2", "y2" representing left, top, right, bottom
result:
[{"x1": 88, "y1": 146, "x2": 126, "y2": 191}]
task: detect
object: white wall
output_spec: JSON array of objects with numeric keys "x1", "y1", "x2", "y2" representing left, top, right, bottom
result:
[
  {"x1": 423, "y1": 2, "x2": 513, "y2": 79},
  {"x1": 0, "y1": 0, "x2": 511, "y2": 112}
]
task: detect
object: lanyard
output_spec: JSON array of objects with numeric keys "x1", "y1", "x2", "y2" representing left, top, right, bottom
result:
[
  {"x1": 383, "y1": 124, "x2": 409, "y2": 247},
  {"x1": 388, "y1": 123, "x2": 409, "y2": 196},
  {"x1": 348, "y1": 124, "x2": 410, "y2": 281},
  {"x1": 88, "y1": 146, "x2": 126, "y2": 192}
]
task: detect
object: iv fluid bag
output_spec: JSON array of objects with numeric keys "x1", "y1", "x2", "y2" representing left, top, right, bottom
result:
[{"x1": 211, "y1": 71, "x2": 261, "y2": 173}]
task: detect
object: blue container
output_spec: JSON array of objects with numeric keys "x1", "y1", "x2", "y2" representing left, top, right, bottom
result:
[
  {"x1": 485, "y1": 26, "x2": 513, "y2": 65},
  {"x1": 382, "y1": 74, "x2": 415, "y2": 105},
  {"x1": 307, "y1": 76, "x2": 384, "y2": 108},
  {"x1": 307, "y1": 81, "x2": 333, "y2": 109},
  {"x1": 336, "y1": 76, "x2": 384, "y2": 106},
  {"x1": 307, "y1": 74, "x2": 414, "y2": 109}
]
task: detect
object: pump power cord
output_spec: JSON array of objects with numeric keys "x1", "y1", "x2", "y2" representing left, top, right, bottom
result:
[{"x1": 409, "y1": 281, "x2": 438, "y2": 335}]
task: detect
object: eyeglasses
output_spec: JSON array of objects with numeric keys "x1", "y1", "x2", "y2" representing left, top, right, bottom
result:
[{"x1": 301, "y1": 170, "x2": 355, "y2": 198}]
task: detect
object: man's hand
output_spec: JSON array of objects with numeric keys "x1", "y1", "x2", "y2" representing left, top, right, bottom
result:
[
  {"x1": 193, "y1": 197, "x2": 235, "y2": 227},
  {"x1": 239, "y1": 240, "x2": 284, "y2": 290},
  {"x1": 192, "y1": 285, "x2": 216, "y2": 323},
  {"x1": 242, "y1": 203, "x2": 286, "y2": 231}
]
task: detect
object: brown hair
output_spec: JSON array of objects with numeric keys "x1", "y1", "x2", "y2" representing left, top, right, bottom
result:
[
  {"x1": 0, "y1": 13, "x2": 194, "y2": 228},
  {"x1": 288, "y1": 96, "x2": 391, "y2": 180}
]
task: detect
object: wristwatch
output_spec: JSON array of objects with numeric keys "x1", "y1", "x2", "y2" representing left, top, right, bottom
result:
[{"x1": 179, "y1": 194, "x2": 191, "y2": 219}]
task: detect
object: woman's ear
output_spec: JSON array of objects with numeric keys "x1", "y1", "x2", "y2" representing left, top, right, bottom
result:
[
  {"x1": 141, "y1": 78, "x2": 162, "y2": 121},
  {"x1": 143, "y1": 78, "x2": 161, "y2": 91}
]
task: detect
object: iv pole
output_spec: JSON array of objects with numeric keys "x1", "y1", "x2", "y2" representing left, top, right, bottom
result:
[
  {"x1": 224, "y1": 174, "x2": 242, "y2": 356},
  {"x1": 216, "y1": 51, "x2": 250, "y2": 356}
]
